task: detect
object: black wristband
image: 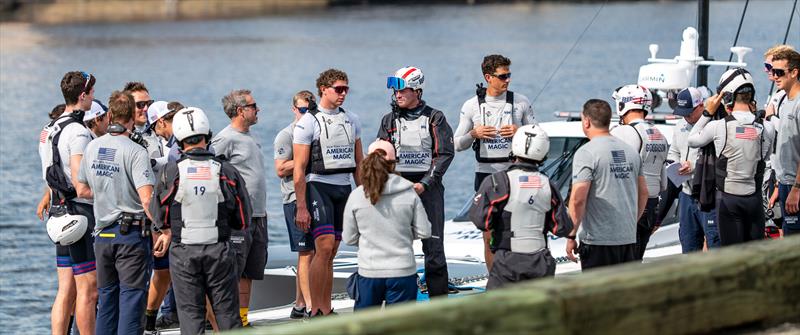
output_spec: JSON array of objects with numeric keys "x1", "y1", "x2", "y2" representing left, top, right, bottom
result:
[
  {"x1": 566, "y1": 235, "x2": 577, "y2": 240},
  {"x1": 702, "y1": 110, "x2": 713, "y2": 118}
]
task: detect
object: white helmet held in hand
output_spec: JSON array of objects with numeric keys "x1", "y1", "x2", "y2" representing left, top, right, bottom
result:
[
  {"x1": 47, "y1": 213, "x2": 88, "y2": 246},
  {"x1": 172, "y1": 107, "x2": 211, "y2": 142},
  {"x1": 612, "y1": 84, "x2": 653, "y2": 117},
  {"x1": 511, "y1": 124, "x2": 550, "y2": 162},
  {"x1": 387, "y1": 66, "x2": 425, "y2": 91},
  {"x1": 717, "y1": 68, "x2": 755, "y2": 106}
]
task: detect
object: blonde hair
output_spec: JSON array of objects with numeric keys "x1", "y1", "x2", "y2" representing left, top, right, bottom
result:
[{"x1": 764, "y1": 44, "x2": 795, "y2": 58}]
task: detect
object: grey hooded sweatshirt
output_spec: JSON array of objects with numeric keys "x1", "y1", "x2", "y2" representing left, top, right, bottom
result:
[{"x1": 343, "y1": 174, "x2": 432, "y2": 278}]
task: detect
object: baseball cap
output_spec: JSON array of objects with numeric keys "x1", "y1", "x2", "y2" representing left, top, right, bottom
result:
[
  {"x1": 146, "y1": 101, "x2": 171, "y2": 129},
  {"x1": 367, "y1": 139, "x2": 396, "y2": 161},
  {"x1": 83, "y1": 99, "x2": 108, "y2": 122},
  {"x1": 674, "y1": 87, "x2": 704, "y2": 116}
]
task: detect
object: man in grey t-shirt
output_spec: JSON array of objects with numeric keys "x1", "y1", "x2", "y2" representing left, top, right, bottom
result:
[
  {"x1": 769, "y1": 50, "x2": 800, "y2": 235},
  {"x1": 565, "y1": 99, "x2": 647, "y2": 270},
  {"x1": 76, "y1": 91, "x2": 163, "y2": 335},
  {"x1": 209, "y1": 89, "x2": 267, "y2": 326},
  {"x1": 273, "y1": 90, "x2": 316, "y2": 319}
]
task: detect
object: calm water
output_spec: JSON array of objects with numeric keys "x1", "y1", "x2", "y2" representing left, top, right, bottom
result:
[{"x1": 1, "y1": 1, "x2": 797, "y2": 333}]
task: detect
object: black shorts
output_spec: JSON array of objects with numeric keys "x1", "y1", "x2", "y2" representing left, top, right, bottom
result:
[
  {"x1": 578, "y1": 243, "x2": 637, "y2": 271},
  {"x1": 232, "y1": 216, "x2": 267, "y2": 280},
  {"x1": 307, "y1": 182, "x2": 352, "y2": 241},
  {"x1": 55, "y1": 201, "x2": 96, "y2": 275},
  {"x1": 283, "y1": 201, "x2": 314, "y2": 252}
]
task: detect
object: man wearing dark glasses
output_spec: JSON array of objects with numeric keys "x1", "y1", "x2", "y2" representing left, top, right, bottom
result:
[
  {"x1": 377, "y1": 66, "x2": 454, "y2": 298},
  {"x1": 123, "y1": 82, "x2": 161, "y2": 159},
  {"x1": 39, "y1": 70, "x2": 98, "y2": 335},
  {"x1": 274, "y1": 90, "x2": 316, "y2": 319},
  {"x1": 210, "y1": 89, "x2": 268, "y2": 326},
  {"x1": 769, "y1": 48, "x2": 800, "y2": 236},
  {"x1": 688, "y1": 68, "x2": 776, "y2": 246},
  {"x1": 293, "y1": 69, "x2": 363, "y2": 316},
  {"x1": 453, "y1": 54, "x2": 536, "y2": 271}
]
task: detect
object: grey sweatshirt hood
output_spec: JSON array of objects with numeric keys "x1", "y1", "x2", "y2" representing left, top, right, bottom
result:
[{"x1": 382, "y1": 174, "x2": 414, "y2": 195}]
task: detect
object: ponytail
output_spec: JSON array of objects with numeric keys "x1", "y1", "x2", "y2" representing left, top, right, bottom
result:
[{"x1": 360, "y1": 150, "x2": 395, "y2": 205}]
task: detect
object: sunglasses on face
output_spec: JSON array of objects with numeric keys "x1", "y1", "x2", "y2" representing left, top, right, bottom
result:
[
  {"x1": 296, "y1": 106, "x2": 309, "y2": 113},
  {"x1": 135, "y1": 100, "x2": 154, "y2": 109},
  {"x1": 241, "y1": 103, "x2": 258, "y2": 110},
  {"x1": 770, "y1": 68, "x2": 789, "y2": 77},
  {"x1": 491, "y1": 72, "x2": 512, "y2": 81},
  {"x1": 764, "y1": 62, "x2": 773, "y2": 73},
  {"x1": 331, "y1": 86, "x2": 349, "y2": 94}
]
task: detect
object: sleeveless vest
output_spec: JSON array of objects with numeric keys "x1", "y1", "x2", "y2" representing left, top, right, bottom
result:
[
  {"x1": 473, "y1": 91, "x2": 515, "y2": 163},
  {"x1": 308, "y1": 107, "x2": 356, "y2": 175},
  {"x1": 39, "y1": 111, "x2": 86, "y2": 201},
  {"x1": 393, "y1": 107, "x2": 434, "y2": 173},
  {"x1": 175, "y1": 158, "x2": 225, "y2": 244},
  {"x1": 494, "y1": 168, "x2": 552, "y2": 253},
  {"x1": 628, "y1": 121, "x2": 668, "y2": 197}
]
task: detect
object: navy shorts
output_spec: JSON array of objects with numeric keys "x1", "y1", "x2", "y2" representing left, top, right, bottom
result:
[
  {"x1": 283, "y1": 201, "x2": 314, "y2": 252},
  {"x1": 307, "y1": 182, "x2": 351, "y2": 241},
  {"x1": 54, "y1": 201, "x2": 96, "y2": 275}
]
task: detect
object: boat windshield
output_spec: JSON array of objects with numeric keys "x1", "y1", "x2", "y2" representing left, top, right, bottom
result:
[{"x1": 450, "y1": 136, "x2": 589, "y2": 222}]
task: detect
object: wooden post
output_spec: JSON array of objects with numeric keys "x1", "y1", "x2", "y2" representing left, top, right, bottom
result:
[{"x1": 240, "y1": 236, "x2": 800, "y2": 335}]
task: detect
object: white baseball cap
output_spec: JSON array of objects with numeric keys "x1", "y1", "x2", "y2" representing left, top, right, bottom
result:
[
  {"x1": 146, "y1": 101, "x2": 171, "y2": 129},
  {"x1": 83, "y1": 99, "x2": 108, "y2": 122}
]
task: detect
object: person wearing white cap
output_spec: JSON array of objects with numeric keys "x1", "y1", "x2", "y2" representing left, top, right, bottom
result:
[
  {"x1": 468, "y1": 125, "x2": 573, "y2": 289},
  {"x1": 611, "y1": 84, "x2": 668, "y2": 260},
  {"x1": 377, "y1": 66, "x2": 454, "y2": 298},
  {"x1": 688, "y1": 68, "x2": 776, "y2": 246},
  {"x1": 142, "y1": 100, "x2": 184, "y2": 333},
  {"x1": 342, "y1": 140, "x2": 431, "y2": 310},
  {"x1": 670, "y1": 87, "x2": 720, "y2": 252},
  {"x1": 85, "y1": 99, "x2": 110, "y2": 138}
]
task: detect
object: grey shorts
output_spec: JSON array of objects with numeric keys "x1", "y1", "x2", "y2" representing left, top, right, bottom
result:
[{"x1": 231, "y1": 216, "x2": 267, "y2": 280}]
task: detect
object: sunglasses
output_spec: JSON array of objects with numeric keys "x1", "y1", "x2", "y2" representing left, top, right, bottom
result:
[
  {"x1": 764, "y1": 62, "x2": 773, "y2": 73},
  {"x1": 80, "y1": 71, "x2": 94, "y2": 92},
  {"x1": 770, "y1": 68, "x2": 793, "y2": 77},
  {"x1": 135, "y1": 100, "x2": 154, "y2": 109},
  {"x1": 241, "y1": 102, "x2": 258, "y2": 110},
  {"x1": 331, "y1": 85, "x2": 349, "y2": 94},
  {"x1": 491, "y1": 72, "x2": 512, "y2": 81},
  {"x1": 296, "y1": 106, "x2": 309, "y2": 113}
]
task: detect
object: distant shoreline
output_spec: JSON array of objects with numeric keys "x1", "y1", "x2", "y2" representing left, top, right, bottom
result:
[{"x1": 0, "y1": 0, "x2": 684, "y2": 25}]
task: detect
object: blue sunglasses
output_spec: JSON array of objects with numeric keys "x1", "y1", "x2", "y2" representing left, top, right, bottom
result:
[{"x1": 387, "y1": 76, "x2": 407, "y2": 91}]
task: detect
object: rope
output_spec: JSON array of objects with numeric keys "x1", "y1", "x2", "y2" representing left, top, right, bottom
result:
[
  {"x1": 532, "y1": 0, "x2": 608, "y2": 104},
  {"x1": 767, "y1": 0, "x2": 798, "y2": 97},
  {"x1": 726, "y1": 0, "x2": 750, "y2": 69}
]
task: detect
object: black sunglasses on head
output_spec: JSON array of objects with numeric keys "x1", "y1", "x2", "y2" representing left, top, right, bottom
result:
[{"x1": 135, "y1": 100, "x2": 154, "y2": 109}]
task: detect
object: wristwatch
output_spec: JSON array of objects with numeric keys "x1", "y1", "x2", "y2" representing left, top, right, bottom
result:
[{"x1": 566, "y1": 235, "x2": 577, "y2": 240}]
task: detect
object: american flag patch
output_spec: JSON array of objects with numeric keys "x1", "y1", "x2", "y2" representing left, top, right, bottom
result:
[
  {"x1": 611, "y1": 150, "x2": 626, "y2": 164},
  {"x1": 98, "y1": 147, "x2": 116, "y2": 161},
  {"x1": 187, "y1": 166, "x2": 211, "y2": 180},
  {"x1": 519, "y1": 175, "x2": 542, "y2": 188},
  {"x1": 646, "y1": 128, "x2": 664, "y2": 141},
  {"x1": 39, "y1": 130, "x2": 49, "y2": 143},
  {"x1": 735, "y1": 127, "x2": 757, "y2": 140}
]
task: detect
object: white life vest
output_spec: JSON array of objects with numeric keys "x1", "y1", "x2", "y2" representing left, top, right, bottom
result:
[
  {"x1": 38, "y1": 112, "x2": 85, "y2": 200},
  {"x1": 309, "y1": 108, "x2": 356, "y2": 175},
  {"x1": 175, "y1": 158, "x2": 224, "y2": 245},
  {"x1": 473, "y1": 91, "x2": 515, "y2": 162},
  {"x1": 394, "y1": 115, "x2": 433, "y2": 173},
  {"x1": 716, "y1": 115, "x2": 765, "y2": 196},
  {"x1": 504, "y1": 168, "x2": 551, "y2": 253},
  {"x1": 628, "y1": 122, "x2": 668, "y2": 197}
]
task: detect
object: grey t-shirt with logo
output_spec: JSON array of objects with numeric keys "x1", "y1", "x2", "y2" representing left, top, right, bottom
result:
[
  {"x1": 572, "y1": 135, "x2": 642, "y2": 246},
  {"x1": 274, "y1": 123, "x2": 295, "y2": 204},
  {"x1": 210, "y1": 125, "x2": 268, "y2": 217},
  {"x1": 77, "y1": 134, "x2": 155, "y2": 230},
  {"x1": 776, "y1": 94, "x2": 800, "y2": 185}
]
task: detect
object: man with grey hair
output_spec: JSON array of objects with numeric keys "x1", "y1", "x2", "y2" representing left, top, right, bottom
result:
[{"x1": 210, "y1": 89, "x2": 267, "y2": 327}]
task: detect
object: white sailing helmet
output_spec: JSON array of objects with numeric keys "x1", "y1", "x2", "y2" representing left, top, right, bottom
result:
[
  {"x1": 46, "y1": 213, "x2": 88, "y2": 246},
  {"x1": 511, "y1": 124, "x2": 549, "y2": 161},
  {"x1": 717, "y1": 68, "x2": 754, "y2": 106},
  {"x1": 387, "y1": 66, "x2": 425, "y2": 91},
  {"x1": 612, "y1": 84, "x2": 653, "y2": 117},
  {"x1": 172, "y1": 107, "x2": 211, "y2": 142}
]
